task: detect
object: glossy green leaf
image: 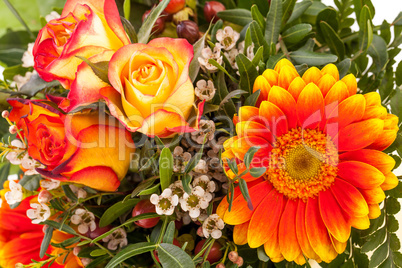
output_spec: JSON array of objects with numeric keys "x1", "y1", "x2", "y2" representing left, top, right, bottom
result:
[
  {"x1": 159, "y1": 147, "x2": 173, "y2": 190},
  {"x1": 358, "y1": 5, "x2": 373, "y2": 55},
  {"x1": 320, "y1": 21, "x2": 345, "y2": 60},
  {"x1": 265, "y1": 0, "x2": 282, "y2": 50},
  {"x1": 249, "y1": 167, "x2": 267, "y2": 178},
  {"x1": 123, "y1": 0, "x2": 130, "y2": 20},
  {"x1": 105, "y1": 242, "x2": 157, "y2": 268},
  {"x1": 43, "y1": 220, "x2": 77, "y2": 235},
  {"x1": 244, "y1": 89, "x2": 260, "y2": 106},
  {"x1": 249, "y1": 21, "x2": 269, "y2": 61},
  {"x1": 369, "y1": 242, "x2": 389, "y2": 268},
  {"x1": 120, "y1": 16, "x2": 137, "y2": 43},
  {"x1": 361, "y1": 228, "x2": 386, "y2": 253},
  {"x1": 288, "y1": 0, "x2": 313, "y2": 23},
  {"x1": 251, "y1": 5, "x2": 265, "y2": 32},
  {"x1": 282, "y1": 23, "x2": 312, "y2": 45},
  {"x1": 139, "y1": 183, "x2": 160, "y2": 195},
  {"x1": 236, "y1": 53, "x2": 259, "y2": 94},
  {"x1": 19, "y1": 174, "x2": 41, "y2": 191},
  {"x1": 182, "y1": 174, "x2": 192, "y2": 194},
  {"x1": 336, "y1": 58, "x2": 351, "y2": 79},
  {"x1": 316, "y1": 8, "x2": 339, "y2": 37},
  {"x1": 189, "y1": 24, "x2": 211, "y2": 82},
  {"x1": 137, "y1": 0, "x2": 170, "y2": 43},
  {"x1": 217, "y1": 9, "x2": 252, "y2": 26},
  {"x1": 163, "y1": 221, "x2": 175, "y2": 244},
  {"x1": 61, "y1": 184, "x2": 78, "y2": 202},
  {"x1": 158, "y1": 243, "x2": 195, "y2": 268},
  {"x1": 244, "y1": 146, "x2": 260, "y2": 169},
  {"x1": 290, "y1": 51, "x2": 337, "y2": 66},
  {"x1": 239, "y1": 178, "x2": 252, "y2": 210},
  {"x1": 281, "y1": 0, "x2": 297, "y2": 26},
  {"x1": 17, "y1": 72, "x2": 60, "y2": 97},
  {"x1": 99, "y1": 199, "x2": 140, "y2": 227},
  {"x1": 40, "y1": 226, "x2": 53, "y2": 258},
  {"x1": 213, "y1": 71, "x2": 237, "y2": 118},
  {"x1": 368, "y1": 35, "x2": 388, "y2": 73}
]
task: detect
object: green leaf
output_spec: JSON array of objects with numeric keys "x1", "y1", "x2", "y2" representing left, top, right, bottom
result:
[
  {"x1": 316, "y1": 8, "x2": 339, "y2": 38},
  {"x1": 288, "y1": 0, "x2": 313, "y2": 23},
  {"x1": 61, "y1": 185, "x2": 78, "y2": 202},
  {"x1": 320, "y1": 21, "x2": 345, "y2": 60},
  {"x1": 58, "y1": 236, "x2": 81, "y2": 248},
  {"x1": 358, "y1": 5, "x2": 373, "y2": 54},
  {"x1": 368, "y1": 35, "x2": 388, "y2": 73},
  {"x1": 158, "y1": 243, "x2": 195, "y2": 268},
  {"x1": 281, "y1": 0, "x2": 297, "y2": 26},
  {"x1": 189, "y1": 24, "x2": 211, "y2": 82},
  {"x1": 219, "y1": 90, "x2": 248, "y2": 109},
  {"x1": 387, "y1": 197, "x2": 401, "y2": 215},
  {"x1": 369, "y1": 242, "x2": 389, "y2": 268},
  {"x1": 3, "y1": 0, "x2": 34, "y2": 39},
  {"x1": 290, "y1": 51, "x2": 338, "y2": 66},
  {"x1": 387, "y1": 215, "x2": 399, "y2": 233},
  {"x1": 207, "y1": 59, "x2": 239, "y2": 83},
  {"x1": 244, "y1": 146, "x2": 260, "y2": 169},
  {"x1": 244, "y1": 89, "x2": 260, "y2": 106},
  {"x1": 217, "y1": 9, "x2": 252, "y2": 26},
  {"x1": 226, "y1": 158, "x2": 238, "y2": 175},
  {"x1": 40, "y1": 226, "x2": 53, "y2": 258},
  {"x1": 213, "y1": 71, "x2": 237, "y2": 118},
  {"x1": 182, "y1": 174, "x2": 192, "y2": 194},
  {"x1": 361, "y1": 228, "x2": 386, "y2": 253},
  {"x1": 19, "y1": 174, "x2": 41, "y2": 191},
  {"x1": 236, "y1": 53, "x2": 259, "y2": 94},
  {"x1": 17, "y1": 72, "x2": 60, "y2": 97},
  {"x1": 90, "y1": 249, "x2": 108, "y2": 257},
  {"x1": 249, "y1": 21, "x2": 269, "y2": 61},
  {"x1": 239, "y1": 178, "x2": 253, "y2": 210},
  {"x1": 3, "y1": 64, "x2": 30, "y2": 81},
  {"x1": 265, "y1": 0, "x2": 283, "y2": 50},
  {"x1": 43, "y1": 220, "x2": 77, "y2": 235},
  {"x1": 120, "y1": 16, "x2": 137, "y2": 43},
  {"x1": 282, "y1": 23, "x2": 312, "y2": 45},
  {"x1": 163, "y1": 221, "x2": 175, "y2": 244},
  {"x1": 266, "y1": 53, "x2": 286, "y2": 69},
  {"x1": 139, "y1": 183, "x2": 160, "y2": 195},
  {"x1": 75, "y1": 56, "x2": 109, "y2": 84},
  {"x1": 99, "y1": 199, "x2": 140, "y2": 227},
  {"x1": 0, "y1": 162, "x2": 10, "y2": 190},
  {"x1": 159, "y1": 147, "x2": 173, "y2": 191},
  {"x1": 105, "y1": 242, "x2": 157, "y2": 268},
  {"x1": 249, "y1": 167, "x2": 267, "y2": 178},
  {"x1": 131, "y1": 177, "x2": 157, "y2": 197},
  {"x1": 185, "y1": 145, "x2": 204, "y2": 174},
  {"x1": 336, "y1": 58, "x2": 351, "y2": 79},
  {"x1": 257, "y1": 246, "x2": 270, "y2": 262},
  {"x1": 389, "y1": 233, "x2": 401, "y2": 251},
  {"x1": 211, "y1": 20, "x2": 223, "y2": 44},
  {"x1": 251, "y1": 5, "x2": 265, "y2": 32},
  {"x1": 252, "y1": 46, "x2": 264, "y2": 67},
  {"x1": 396, "y1": 62, "x2": 402, "y2": 86},
  {"x1": 123, "y1": 0, "x2": 130, "y2": 20},
  {"x1": 85, "y1": 255, "x2": 110, "y2": 268},
  {"x1": 392, "y1": 12, "x2": 402, "y2": 26},
  {"x1": 137, "y1": 0, "x2": 170, "y2": 43}
]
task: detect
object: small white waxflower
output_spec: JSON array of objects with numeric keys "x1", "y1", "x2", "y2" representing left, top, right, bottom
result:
[
  {"x1": 176, "y1": 210, "x2": 192, "y2": 225},
  {"x1": 6, "y1": 140, "x2": 26, "y2": 165},
  {"x1": 21, "y1": 154, "x2": 42, "y2": 175},
  {"x1": 195, "y1": 80, "x2": 216, "y2": 101},
  {"x1": 40, "y1": 179, "x2": 60, "y2": 190},
  {"x1": 102, "y1": 228, "x2": 128, "y2": 251},
  {"x1": 69, "y1": 185, "x2": 87, "y2": 199},
  {"x1": 21, "y1": 43, "x2": 34, "y2": 68},
  {"x1": 45, "y1": 11, "x2": 61, "y2": 22},
  {"x1": 238, "y1": 41, "x2": 255, "y2": 61},
  {"x1": 27, "y1": 203, "x2": 51, "y2": 224},
  {"x1": 193, "y1": 175, "x2": 216, "y2": 193},
  {"x1": 169, "y1": 180, "x2": 185, "y2": 199},
  {"x1": 150, "y1": 188, "x2": 179, "y2": 216},
  {"x1": 173, "y1": 146, "x2": 192, "y2": 173},
  {"x1": 198, "y1": 46, "x2": 223, "y2": 72},
  {"x1": 191, "y1": 120, "x2": 215, "y2": 144},
  {"x1": 4, "y1": 180, "x2": 23, "y2": 205},
  {"x1": 224, "y1": 48, "x2": 239, "y2": 69},
  {"x1": 216, "y1": 26, "x2": 240, "y2": 51},
  {"x1": 180, "y1": 186, "x2": 211, "y2": 218},
  {"x1": 202, "y1": 214, "x2": 225, "y2": 239},
  {"x1": 194, "y1": 159, "x2": 208, "y2": 174},
  {"x1": 71, "y1": 208, "x2": 96, "y2": 234}
]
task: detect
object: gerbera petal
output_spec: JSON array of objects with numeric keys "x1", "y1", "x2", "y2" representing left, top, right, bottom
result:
[
  {"x1": 327, "y1": 94, "x2": 366, "y2": 131},
  {"x1": 321, "y1": 64, "x2": 339, "y2": 81},
  {"x1": 341, "y1": 74, "x2": 357, "y2": 96},
  {"x1": 232, "y1": 136, "x2": 272, "y2": 160},
  {"x1": 239, "y1": 106, "x2": 260, "y2": 122},
  {"x1": 330, "y1": 234, "x2": 347, "y2": 254},
  {"x1": 259, "y1": 101, "x2": 288, "y2": 136},
  {"x1": 346, "y1": 214, "x2": 370, "y2": 229},
  {"x1": 319, "y1": 190, "x2": 350, "y2": 243},
  {"x1": 268, "y1": 86, "x2": 298, "y2": 129},
  {"x1": 297, "y1": 83, "x2": 324, "y2": 129},
  {"x1": 358, "y1": 187, "x2": 385, "y2": 204},
  {"x1": 236, "y1": 121, "x2": 273, "y2": 144},
  {"x1": 368, "y1": 203, "x2": 381, "y2": 219},
  {"x1": 224, "y1": 181, "x2": 272, "y2": 225},
  {"x1": 302, "y1": 67, "x2": 322, "y2": 84},
  {"x1": 324, "y1": 81, "x2": 349, "y2": 106},
  {"x1": 317, "y1": 74, "x2": 337, "y2": 96},
  {"x1": 336, "y1": 119, "x2": 384, "y2": 151},
  {"x1": 337, "y1": 161, "x2": 385, "y2": 189},
  {"x1": 278, "y1": 65, "x2": 300, "y2": 89},
  {"x1": 296, "y1": 200, "x2": 319, "y2": 259},
  {"x1": 288, "y1": 77, "x2": 306, "y2": 101},
  {"x1": 331, "y1": 178, "x2": 369, "y2": 217},
  {"x1": 381, "y1": 172, "x2": 399, "y2": 191},
  {"x1": 233, "y1": 221, "x2": 249, "y2": 245},
  {"x1": 306, "y1": 198, "x2": 338, "y2": 263},
  {"x1": 262, "y1": 69, "x2": 279, "y2": 86},
  {"x1": 248, "y1": 189, "x2": 284, "y2": 248},
  {"x1": 339, "y1": 149, "x2": 395, "y2": 174},
  {"x1": 278, "y1": 199, "x2": 302, "y2": 261},
  {"x1": 264, "y1": 230, "x2": 284, "y2": 261}
]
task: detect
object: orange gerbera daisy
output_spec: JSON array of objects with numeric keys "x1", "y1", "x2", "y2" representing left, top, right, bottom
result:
[{"x1": 217, "y1": 59, "x2": 399, "y2": 264}]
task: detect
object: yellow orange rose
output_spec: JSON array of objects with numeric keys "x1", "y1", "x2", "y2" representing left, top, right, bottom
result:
[
  {"x1": 33, "y1": 0, "x2": 129, "y2": 89},
  {"x1": 8, "y1": 98, "x2": 135, "y2": 191}
]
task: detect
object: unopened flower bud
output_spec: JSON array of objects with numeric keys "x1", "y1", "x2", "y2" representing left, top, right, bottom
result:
[
  {"x1": 177, "y1": 20, "x2": 199, "y2": 44},
  {"x1": 38, "y1": 190, "x2": 52, "y2": 203},
  {"x1": 142, "y1": 10, "x2": 165, "y2": 35},
  {"x1": 234, "y1": 256, "x2": 244, "y2": 267},
  {"x1": 204, "y1": 1, "x2": 226, "y2": 23},
  {"x1": 228, "y1": 251, "x2": 239, "y2": 262},
  {"x1": 216, "y1": 264, "x2": 225, "y2": 268},
  {"x1": 81, "y1": 258, "x2": 92, "y2": 266},
  {"x1": 9, "y1": 125, "x2": 18, "y2": 134},
  {"x1": 73, "y1": 246, "x2": 81, "y2": 256},
  {"x1": 2, "y1": 110, "x2": 9, "y2": 118},
  {"x1": 196, "y1": 226, "x2": 204, "y2": 237}
]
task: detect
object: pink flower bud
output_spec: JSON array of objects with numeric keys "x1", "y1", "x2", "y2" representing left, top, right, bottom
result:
[
  {"x1": 2, "y1": 110, "x2": 9, "y2": 118},
  {"x1": 38, "y1": 190, "x2": 53, "y2": 203},
  {"x1": 9, "y1": 125, "x2": 18, "y2": 134}
]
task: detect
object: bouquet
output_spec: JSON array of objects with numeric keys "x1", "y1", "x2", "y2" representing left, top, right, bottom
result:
[{"x1": 0, "y1": 0, "x2": 401, "y2": 267}]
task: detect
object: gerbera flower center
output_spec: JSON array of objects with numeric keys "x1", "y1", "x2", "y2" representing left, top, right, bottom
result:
[{"x1": 267, "y1": 128, "x2": 338, "y2": 201}]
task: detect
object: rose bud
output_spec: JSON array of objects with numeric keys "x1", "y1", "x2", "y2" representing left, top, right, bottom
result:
[
  {"x1": 132, "y1": 199, "x2": 160, "y2": 228},
  {"x1": 161, "y1": 0, "x2": 186, "y2": 14},
  {"x1": 194, "y1": 240, "x2": 223, "y2": 264},
  {"x1": 142, "y1": 10, "x2": 165, "y2": 35},
  {"x1": 204, "y1": 1, "x2": 226, "y2": 23},
  {"x1": 176, "y1": 20, "x2": 200, "y2": 44}
]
